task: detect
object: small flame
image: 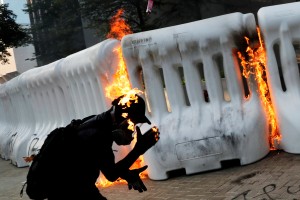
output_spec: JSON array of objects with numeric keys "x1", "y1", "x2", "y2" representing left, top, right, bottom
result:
[
  {"x1": 95, "y1": 135, "x2": 148, "y2": 188},
  {"x1": 23, "y1": 155, "x2": 35, "y2": 163},
  {"x1": 127, "y1": 119, "x2": 135, "y2": 131},
  {"x1": 237, "y1": 27, "x2": 281, "y2": 149},
  {"x1": 152, "y1": 126, "x2": 159, "y2": 141},
  {"x1": 118, "y1": 89, "x2": 142, "y2": 107},
  {"x1": 122, "y1": 113, "x2": 128, "y2": 118}
]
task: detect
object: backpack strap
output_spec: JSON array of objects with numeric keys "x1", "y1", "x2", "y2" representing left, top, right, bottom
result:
[{"x1": 20, "y1": 181, "x2": 27, "y2": 198}]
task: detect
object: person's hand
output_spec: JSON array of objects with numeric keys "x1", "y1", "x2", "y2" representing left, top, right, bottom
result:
[
  {"x1": 123, "y1": 165, "x2": 148, "y2": 193},
  {"x1": 133, "y1": 126, "x2": 160, "y2": 155}
]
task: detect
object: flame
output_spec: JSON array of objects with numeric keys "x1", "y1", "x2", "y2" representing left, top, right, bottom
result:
[
  {"x1": 105, "y1": 46, "x2": 132, "y2": 100},
  {"x1": 237, "y1": 27, "x2": 281, "y2": 149},
  {"x1": 122, "y1": 113, "x2": 128, "y2": 118},
  {"x1": 95, "y1": 133, "x2": 147, "y2": 188},
  {"x1": 118, "y1": 89, "x2": 140, "y2": 107},
  {"x1": 152, "y1": 126, "x2": 158, "y2": 132},
  {"x1": 127, "y1": 119, "x2": 135, "y2": 131},
  {"x1": 105, "y1": 46, "x2": 142, "y2": 101},
  {"x1": 97, "y1": 9, "x2": 146, "y2": 188},
  {"x1": 106, "y1": 9, "x2": 132, "y2": 41},
  {"x1": 105, "y1": 9, "x2": 142, "y2": 102},
  {"x1": 23, "y1": 155, "x2": 35, "y2": 163},
  {"x1": 152, "y1": 126, "x2": 159, "y2": 141}
]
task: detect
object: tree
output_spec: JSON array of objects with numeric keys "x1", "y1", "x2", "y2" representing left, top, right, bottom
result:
[
  {"x1": 24, "y1": 0, "x2": 86, "y2": 66},
  {"x1": 79, "y1": 0, "x2": 154, "y2": 38},
  {"x1": 151, "y1": 0, "x2": 204, "y2": 26},
  {"x1": 0, "y1": 4, "x2": 30, "y2": 64}
]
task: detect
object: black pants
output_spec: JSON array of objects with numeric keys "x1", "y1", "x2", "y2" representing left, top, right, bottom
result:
[
  {"x1": 47, "y1": 186, "x2": 107, "y2": 200},
  {"x1": 47, "y1": 193, "x2": 107, "y2": 200}
]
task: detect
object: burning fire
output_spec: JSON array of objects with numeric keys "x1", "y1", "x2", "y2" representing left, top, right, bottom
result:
[
  {"x1": 127, "y1": 119, "x2": 135, "y2": 131},
  {"x1": 105, "y1": 46, "x2": 141, "y2": 100},
  {"x1": 96, "y1": 9, "x2": 146, "y2": 188},
  {"x1": 237, "y1": 27, "x2": 281, "y2": 149},
  {"x1": 106, "y1": 9, "x2": 132, "y2": 40}
]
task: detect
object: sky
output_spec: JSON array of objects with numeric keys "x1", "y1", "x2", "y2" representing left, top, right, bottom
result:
[{"x1": 3, "y1": 0, "x2": 30, "y2": 24}]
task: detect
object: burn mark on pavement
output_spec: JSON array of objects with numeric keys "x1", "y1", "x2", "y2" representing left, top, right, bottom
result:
[{"x1": 232, "y1": 171, "x2": 261, "y2": 184}]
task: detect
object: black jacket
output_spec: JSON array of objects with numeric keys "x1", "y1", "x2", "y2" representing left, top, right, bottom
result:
[{"x1": 48, "y1": 110, "x2": 116, "y2": 200}]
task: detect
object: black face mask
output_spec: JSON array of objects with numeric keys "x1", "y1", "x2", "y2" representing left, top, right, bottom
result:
[
  {"x1": 112, "y1": 119, "x2": 134, "y2": 145},
  {"x1": 112, "y1": 129, "x2": 133, "y2": 145}
]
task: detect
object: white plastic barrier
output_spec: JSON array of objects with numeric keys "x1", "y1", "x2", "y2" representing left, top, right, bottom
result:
[
  {"x1": 122, "y1": 12, "x2": 270, "y2": 180},
  {"x1": 5, "y1": 73, "x2": 35, "y2": 167},
  {"x1": 24, "y1": 62, "x2": 64, "y2": 157},
  {"x1": 58, "y1": 40, "x2": 120, "y2": 119},
  {"x1": 5, "y1": 39, "x2": 130, "y2": 166},
  {"x1": 0, "y1": 83, "x2": 15, "y2": 160},
  {"x1": 1, "y1": 79, "x2": 21, "y2": 161},
  {"x1": 258, "y1": 2, "x2": 300, "y2": 154},
  {"x1": 9, "y1": 71, "x2": 36, "y2": 167},
  {"x1": 0, "y1": 84, "x2": 6, "y2": 157}
]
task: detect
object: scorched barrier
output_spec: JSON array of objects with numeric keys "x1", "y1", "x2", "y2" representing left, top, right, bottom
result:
[
  {"x1": 258, "y1": 2, "x2": 300, "y2": 154},
  {"x1": 122, "y1": 12, "x2": 270, "y2": 180}
]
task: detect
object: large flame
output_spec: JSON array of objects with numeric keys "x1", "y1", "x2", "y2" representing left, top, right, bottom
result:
[
  {"x1": 237, "y1": 27, "x2": 281, "y2": 149},
  {"x1": 96, "y1": 9, "x2": 145, "y2": 188},
  {"x1": 106, "y1": 9, "x2": 132, "y2": 40},
  {"x1": 105, "y1": 46, "x2": 135, "y2": 100}
]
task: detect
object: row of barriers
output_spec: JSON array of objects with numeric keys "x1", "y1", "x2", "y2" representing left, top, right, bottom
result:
[
  {"x1": 0, "y1": 40, "x2": 123, "y2": 167},
  {"x1": 0, "y1": 2, "x2": 299, "y2": 180}
]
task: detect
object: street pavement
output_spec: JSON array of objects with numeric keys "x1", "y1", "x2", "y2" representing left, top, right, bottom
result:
[{"x1": 1, "y1": 150, "x2": 300, "y2": 200}]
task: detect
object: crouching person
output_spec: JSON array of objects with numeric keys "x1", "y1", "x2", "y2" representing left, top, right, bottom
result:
[{"x1": 46, "y1": 94, "x2": 159, "y2": 200}]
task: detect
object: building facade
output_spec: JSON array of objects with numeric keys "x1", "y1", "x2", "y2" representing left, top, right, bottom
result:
[
  {"x1": 26, "y1": 0, "x2": 88, "y2": 66},
  {"x1": 1, "y1": 0, "x2": 37, "y2": 82}
]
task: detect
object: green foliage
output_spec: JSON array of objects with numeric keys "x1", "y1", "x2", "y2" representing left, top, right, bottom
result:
[{"x1": 0, "y1": 4, "x2": 31, "y2": 64}]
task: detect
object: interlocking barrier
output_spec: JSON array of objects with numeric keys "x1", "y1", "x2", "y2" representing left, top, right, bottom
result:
[
  {"x1": 22, "y1": 61, "x2": 65, "y2": 167},
  {"x1": 0, "y1": 82, "x2": 14, "y2": 161},
  {"x1": 0, "y1": 40, "x2": 132, "y2": 167},
  {"x1": 0, "y1": 2, "x2": 299, "y2": 180},
  {"x1": 258, "y1": 2, "x2": 300, "y2": 154},
  {"x1": 122, "y1": 12, "x2": 269, "y2": 180},
  {"x1": 6, "y1": 72, "x2": 35, "y2": 167}
]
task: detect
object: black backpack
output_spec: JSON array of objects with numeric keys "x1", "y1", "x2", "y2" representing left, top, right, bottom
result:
[{"x1": 20, "y1": 119, "x2": 83, "y2": 200}]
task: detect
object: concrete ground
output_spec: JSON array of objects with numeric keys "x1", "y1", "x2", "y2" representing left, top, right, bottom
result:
[{"x1": 1, "y1": 150, "x2": 300, "y2": 200}]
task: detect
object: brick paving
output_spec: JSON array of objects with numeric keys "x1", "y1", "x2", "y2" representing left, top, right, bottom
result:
[{"x1": 1, "y1": 150, "x2": 300, "y2": 200}]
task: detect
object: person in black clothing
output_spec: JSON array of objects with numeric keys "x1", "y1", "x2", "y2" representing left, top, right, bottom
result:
[{"x1": 47, "y1": 94, "x2": 160, "y2": 200}]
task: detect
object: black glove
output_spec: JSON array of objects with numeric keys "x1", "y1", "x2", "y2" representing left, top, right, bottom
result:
[
  {"x1": 122, "y1": 165, "x2": 148, "y2": 193},
  {"x1": 133, "y1": 126, "x2": 160, "y2": 155}
]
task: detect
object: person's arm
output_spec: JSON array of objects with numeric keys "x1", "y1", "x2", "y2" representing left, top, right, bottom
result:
[
  {"x1": 115, "y1": 126, "x2": 159, "y2": 173},
  {"x1": 120, "y1": 166, "x2": 148, "y2": 193},
  {"x1": 101, "y1": 127, "x2": 159, "y2": 181}
]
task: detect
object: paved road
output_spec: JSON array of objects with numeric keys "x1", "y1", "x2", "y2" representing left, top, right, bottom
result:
[{"x1": 1, "y1": 150, "x2": 300, "y2": 200}]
